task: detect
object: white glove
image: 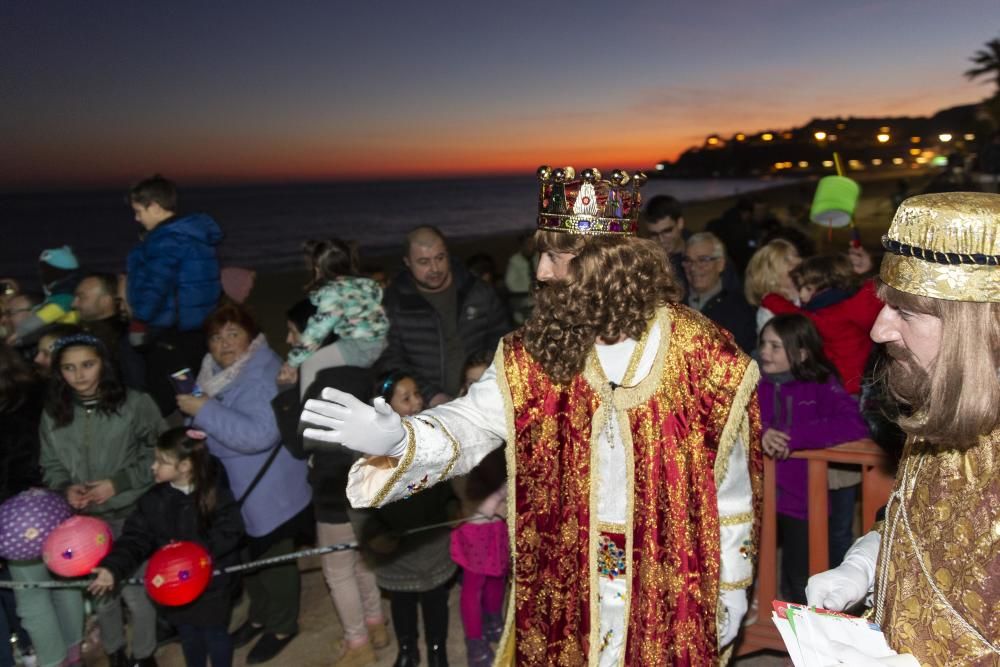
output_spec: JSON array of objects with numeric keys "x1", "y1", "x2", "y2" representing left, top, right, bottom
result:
[
  {"x1": 718, "y1": 588, "x2": 749, "y2": 647},
  {"x1": 806, "y1": 530, "x2": 880, "y2": 611},
  {"x1": 301, "y1": 387, "x2": 407, "y2": 458}
]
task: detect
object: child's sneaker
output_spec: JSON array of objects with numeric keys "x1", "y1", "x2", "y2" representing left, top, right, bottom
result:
[
  {"x1": 465, "y1": 638, "x2": 494, "y2": 667},
  {"x1": 367, "y1": 620, "x2": 390, "y2": 649},
  {"x1": 332, "y1": 640, "x2": 376, "y2": 667},
  {"x1": 483, "y1": 611, "x2": 504, "y2": 643}
]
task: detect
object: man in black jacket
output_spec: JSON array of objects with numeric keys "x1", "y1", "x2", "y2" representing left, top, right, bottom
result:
[
  {"x1": 378, "y1": 226, "x2": 511, "y2": 407},
  {"x1": 682, "y1": 232, "x2": 757, "y2": 353}
]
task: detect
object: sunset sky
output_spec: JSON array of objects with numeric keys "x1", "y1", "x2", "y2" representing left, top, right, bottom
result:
[{"x1": 2, "y1": 0, "x2": 997, "y2": 189}]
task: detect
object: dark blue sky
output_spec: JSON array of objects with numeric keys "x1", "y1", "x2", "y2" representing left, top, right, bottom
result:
[{"x1": 2, "y1": 0, "x2": 997, "y2": 188}]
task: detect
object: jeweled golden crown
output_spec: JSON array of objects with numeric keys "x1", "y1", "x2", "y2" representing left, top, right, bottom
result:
[{"x1": 536, "y1": 165, "x2": 647, "y2": 236}]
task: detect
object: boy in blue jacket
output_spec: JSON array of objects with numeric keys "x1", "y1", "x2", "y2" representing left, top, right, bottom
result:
[{"x1": 127, "y1": 175, "x2": 223, "y2": 415}]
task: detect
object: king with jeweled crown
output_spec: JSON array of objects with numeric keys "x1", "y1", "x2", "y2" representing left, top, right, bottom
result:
[{"x1": 536, "y1": 165, "x2": 647, "y2": 236}]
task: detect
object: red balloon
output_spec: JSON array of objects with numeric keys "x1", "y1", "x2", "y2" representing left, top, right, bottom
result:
[
  {"x1": 42, "y1": 516, "x2": 113, "y2": 577},
  {"x1": 144, "y1": 541, "x2": 213, "y2": 606}
]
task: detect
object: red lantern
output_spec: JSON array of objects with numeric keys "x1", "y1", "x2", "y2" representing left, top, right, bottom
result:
[
  {"x1": 42, "y1": 516, "x2": 113, "y2": 577},
  {"x1": 144, "y1": 541, "x2": 213, "y2": 606}
]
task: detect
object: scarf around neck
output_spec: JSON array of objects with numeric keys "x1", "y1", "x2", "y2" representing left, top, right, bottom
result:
[{"x1": 196, "y1": 333, "x2": 267, "y2": 398}]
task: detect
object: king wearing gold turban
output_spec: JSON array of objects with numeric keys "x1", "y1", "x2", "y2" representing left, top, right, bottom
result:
[
  {"x1": 807, "y1": 192, "x2": 1000, "y2": 666},
  {"x1": 302, "y1": 167, "x2": 763, "y2": 666}
]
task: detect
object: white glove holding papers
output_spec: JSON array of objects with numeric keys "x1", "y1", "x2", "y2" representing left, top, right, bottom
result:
[
  {"x1": 806, "y1": 530, "x2": 880, "y2": 611},
  {"x1": 301, "y1": 387, "x2": 407, "y2": 458}
]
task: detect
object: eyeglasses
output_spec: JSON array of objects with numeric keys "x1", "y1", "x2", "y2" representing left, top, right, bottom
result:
[
  {"x1": 680, "y1": 255, "x2": 722, "y2": 267},
  {"x1": 650, "y1": 227, "x2": 679, "y2": 239}
]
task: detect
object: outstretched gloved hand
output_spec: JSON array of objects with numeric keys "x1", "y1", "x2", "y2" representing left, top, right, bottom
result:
[
  {"x1": 718, "y1": 588, "x2": 749, "y2": 647},
  {"x1": 806, "y1": 530, "x2": 880, "y2": 611},
  {"x1": 301, "y1": 387, "x2": 407, "y2": 458}
]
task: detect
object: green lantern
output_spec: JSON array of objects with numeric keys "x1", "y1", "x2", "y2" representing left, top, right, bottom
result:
[{"x1": 810, "y1": 175, "x2": 861, "y2": 228}]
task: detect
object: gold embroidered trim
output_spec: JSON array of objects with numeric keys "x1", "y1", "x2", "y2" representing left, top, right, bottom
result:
[
  {"x1": 715, "y1": 359, "x2": 760, "y2": 488},
  {"x1": 494, "y1": 340, "x2": 519, "y2": 665},
  {"x1": 597, "y1": 520, "x2": 626, "y2": 533},
  {"x1": 719, "y1": 512, "x2": 754, "y2": 527},
  {"x1": 420, "y1": 414, "x2": 461, "y2": 482},
  {"x1": 369, "y1": 420, "x2": 417, "y2": 506},
  {"x1": 719, "y1": 643, "x2": 734, "y2": 666},
  {"x1": 587, "y1": 386, "x2": 609, "y2": 667},
  {"x1": 618, "y1": 405, "x2": 637, "y2": 667},
  {"x1": 719, "y1": 576, "x2": 753, "y2": 591}
]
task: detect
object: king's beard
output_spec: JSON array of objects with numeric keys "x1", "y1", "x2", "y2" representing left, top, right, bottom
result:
[{"x1": 883, "y1": 343, "x2": 931, "y2": 414}]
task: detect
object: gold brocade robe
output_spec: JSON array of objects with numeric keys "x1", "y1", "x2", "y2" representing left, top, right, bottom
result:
[{"x1": 875, "y1": 430, "x2": 1000, "y2": 666}]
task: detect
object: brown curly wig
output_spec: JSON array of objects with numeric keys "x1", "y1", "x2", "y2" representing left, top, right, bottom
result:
[{"x1": 522, "y1": 230, "x2": 683, "y2": 384}]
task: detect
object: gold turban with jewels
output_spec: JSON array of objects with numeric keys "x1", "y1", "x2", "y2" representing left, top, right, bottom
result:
[{"x1": 880, "y1": 191, "x2": 1000, "y2": 302}]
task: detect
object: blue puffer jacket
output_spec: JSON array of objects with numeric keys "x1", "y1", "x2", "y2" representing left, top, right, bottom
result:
[{"x1": 126, "y1": 213, "x2": 223, "y2": 331}]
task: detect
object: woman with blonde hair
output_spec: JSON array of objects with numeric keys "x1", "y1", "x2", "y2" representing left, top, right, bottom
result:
[{"x1": 744, "y1": 238, "x2": 802, "y2": 334}]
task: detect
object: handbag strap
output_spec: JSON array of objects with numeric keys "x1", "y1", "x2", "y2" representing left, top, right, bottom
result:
[{"x1": 236, "y1": 443, "x2": 283, "y2": 507}]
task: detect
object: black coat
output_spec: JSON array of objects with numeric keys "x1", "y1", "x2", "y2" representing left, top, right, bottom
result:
[
  {"x1": 0, "y1": 383, "x2": 44, "y2": 504},
  {"x1": 275, "y1": 365, "x2": 374, "y2": 524},
  {"x1": 99, "y1": 461, "x2": 244, "y2": 626},
  {"x1": 699, "y1": 288, "x2": 757, "y2": 354},
  {"x1": 377, "y1": 261, "x2": 511, "y2": 400}
]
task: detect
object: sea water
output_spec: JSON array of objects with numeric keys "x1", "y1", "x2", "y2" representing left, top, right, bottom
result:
[{"x1": 0, "y1": 176, "x2": 788, "y2": 286}]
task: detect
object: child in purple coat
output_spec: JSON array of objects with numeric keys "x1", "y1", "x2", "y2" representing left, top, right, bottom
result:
[{"x1": 757, "y1": 314, "x2": 869, "y2": 604}]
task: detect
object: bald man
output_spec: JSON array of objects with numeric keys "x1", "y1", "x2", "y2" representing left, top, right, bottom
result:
[{"x1": 377, "y1": 225, "x2": 511, "y2": 406}]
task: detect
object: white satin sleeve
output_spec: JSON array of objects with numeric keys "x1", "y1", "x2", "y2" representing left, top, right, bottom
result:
[
  {"x1": 345, "y1": 362, "x2": 507, "y2": 508},
  {"x1": 717, "y1": 433, "x2": 754, "y2": 589}
]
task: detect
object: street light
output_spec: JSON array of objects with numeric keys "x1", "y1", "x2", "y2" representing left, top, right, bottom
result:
[
  {"x1": 761, "y1": 133, "x2": 774, "y2": 141},
  {"x1": 735, "y1": 133, "x2": 746, "y2": 141},
  {"x1": 814, "y1": 131, "x2": 827, "y2": 141},
  {"x1": 939, "y1": 133, "x2": 953, "y2": 142},
  {"x1": 964, "y1": 133, "x2": 976, "y2": 141},
  {"x1": 877, "y1": 133, "x2": 890, "y2": 143}
]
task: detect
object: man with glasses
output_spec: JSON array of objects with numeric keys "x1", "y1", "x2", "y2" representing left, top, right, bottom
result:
[
  {"x1": 1, "y1": 292, "x2": 41, "y2": 345},
  {"x1": 643, "y1": 195, "x2": 689, "y2": 291},
  {"x1": 683, "y1": 232, "x2": 756, "y2": 352}
]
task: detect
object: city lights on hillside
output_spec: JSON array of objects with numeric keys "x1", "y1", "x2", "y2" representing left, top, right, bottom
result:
[
  {"x1": 964, "y1": 133, "x2": 976, "y2": 141},
  {"x1": 706, "y1": 135, "x2": 720, "y2": 146},
  {"x1": 735, "y1": 133, "x2": 746, "y2": 141},
  {"x1": 910, "y1": 148, "x2": 922, "y2": 155},
  {"x1": 911, "y1": 136, "x2": 921, "y2": 143},
  {"x1": 871, "y1": 158, "x2": 883, "y2": 166},
  {"x1": 761, "y1": 132, "x2": 774, "y2": 141},
  {"x1": 876, "y1": 133, "x2": 890, "y2": 143},
  {"x1": 813, "y1": 131, "x2": 827, "y2": 141},
  {"x1": 798, "y1": 161, "x2": 809, "y2": 168},
  {"x1": 938, "y1": 133, "x2": 953, "y2": 142},
  {"x1": 892, "y1": 157, "x2": 905, "y2": 165},
  {"x1": 656, "y1": 163, "x2": 666, "y2": 171},
  {"x1": 822, "y1": 160, "x2": 834, "y2": 168}
]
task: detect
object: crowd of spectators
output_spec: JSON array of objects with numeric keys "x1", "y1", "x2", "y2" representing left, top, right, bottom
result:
[{"x1": 0, "y1": 172, "x2": 925, "y2": 667}]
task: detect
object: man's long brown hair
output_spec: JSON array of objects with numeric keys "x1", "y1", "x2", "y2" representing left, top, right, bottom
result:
[
  {"x1": 877, "y1": 282, "x2": 1000, "y2": 448},
  {"x1": 522, "y1": 231, "x2": 683, "y2": 384}
]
